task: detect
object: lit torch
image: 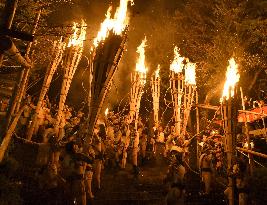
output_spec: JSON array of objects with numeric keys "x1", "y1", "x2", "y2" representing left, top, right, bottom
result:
[
  {"x1": 55, "y1": 20, "x2": 86, "y2": 139},
  {"x1": 221, "y1": 58, "x2": 240, "y2": 101},
  {"x1": 105, "y1": 108, "x2": 109, "y2": 117},
  {"x1": 220, "y1": 57, "x2": 240, "y2": 205},
  {"x1": 87, "y1": 0, "x2": 133, "y2": 139},
  {"x1": 170, "y1": 46, "x2": 185, "y2": 137},
  {"x1": 151, "y1": 64, "x2": 161, "y2": 126},
  {"x1": 27, "y1": 38, "x2": 66, "y2": 140},
  {"x1": 129, "y1": 37, "x2": 148, "y2": 128},
  {"x1": 92, "y1": 0, "x2": 134, "y2": 50},
  {"x1": 182, "y1": 61, "x2": 196, "y2": 135},
  {"x1": 131, "y1": 36, "x2": 146, "y2": 168}
]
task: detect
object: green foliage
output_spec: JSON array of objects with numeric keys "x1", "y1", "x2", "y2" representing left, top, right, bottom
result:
[
  {"x1": 173, "y1": 0, "x2": 267, "y2": 102},
  {"x1": 10, "y1": 0, "x2": 72, "y2": 81}
]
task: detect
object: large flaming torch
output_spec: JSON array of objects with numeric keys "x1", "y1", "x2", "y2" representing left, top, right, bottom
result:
[
  {"x1": 170, "y1": 47, "x2": 185, "y2": 137},
  {"x1": 129, "y1": 37, "x2": 147, "y2": 168},
  {"x1": 27, "y1": 38, "x2": 66, "y2": 140},
  {"x1": 221, "y1": 57, "x2": 240, "y2": 205},
  {"x1": 54, "y1": 20, "x2": 86, "y2": 139},
  {"x1": 87, "y1": 0, "x2": 133, "y2": 138},
  {"x1": 129, "y1": 37, "x2": 148, "y2": 128},
  {"x1": 182, "y1": 61, "x2": 196, "y2": 135},
  {"x1": 151, "y1": 65, "x2": 161, "y2": 126}
]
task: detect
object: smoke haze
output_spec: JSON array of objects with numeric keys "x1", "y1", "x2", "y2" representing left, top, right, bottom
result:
[{"x1": 51, "y1": 0, "x2": 182, "y2": 110}]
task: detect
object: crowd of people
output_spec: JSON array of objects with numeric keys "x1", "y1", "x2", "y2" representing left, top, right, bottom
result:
[
  {"x1": 0, "y1": 94, "x2": 254, "y2": 205},
  {"x1": 10, "y1": 95, "x2": 193, "y2": 204}
]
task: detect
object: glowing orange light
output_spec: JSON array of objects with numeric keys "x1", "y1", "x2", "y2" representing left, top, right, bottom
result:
[
  {"x1": 221, "y1": 58, "x2": 240, "y2": 101},
  {"x1": 105, "y1": 108, "x2": 109, "y2": 116},
  {"x1": 170, "y1": 46, "x2": 185, "y2": 73},
  {"x1": 155, "y1": 64, "x2": 160, "y2": 78},
  {"x1": 93, "y1": 0, "x2": 134, "y2": 48},
  {"x1": 185, "y1": 62, "x2": 196, "y2": 85},
  {"x1": 135, "y1": 37, "x2": 148, "y2": 85},
  {"x1": 68, "y1": 20, "x2": 86, "y2": 48}
]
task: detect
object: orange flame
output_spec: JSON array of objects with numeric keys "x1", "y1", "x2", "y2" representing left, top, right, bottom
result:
[
  {"x1": 185, "y1": 62, "x2": 196, "y2": 85},
  {"x1": 93, "y1": 0, "x2": 134, "y2": 48},
  {"x1": 105, "y1": 108, "x2": 109, "y2": 116},
  {"x1": 221, "y1": 58, "x2": 240, "y2": 101},
  {"x1": 68, "y1": 20, "x2": 86, "y2": 48},
  {"x1": 155, "y1": 64, "x2": 160, "y2": 78},
  {"x1": 136, "y1": 37, "x2": 147, "y2": 73},
  {"x1": 170, "y1": 46, "x2": 185, "y2": 73},
  {"x1": 136, "y1": 37, "x2": 147, "y2": 85}
]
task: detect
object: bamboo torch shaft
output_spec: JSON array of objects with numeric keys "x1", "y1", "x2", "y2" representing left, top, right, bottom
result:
[{"x1": 240, "y1": 87, "x2": 253, "y2": 174}]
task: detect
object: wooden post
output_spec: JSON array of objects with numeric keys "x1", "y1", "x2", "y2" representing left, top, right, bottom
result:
[
  {"x1": 222, "y1": 87, "x2": 237, "y2": 205},
  {"x1": 222, "y1": 98, "x2": 234, "y2": 205},
  {"x1": 240, "y1": 87, "x2": 254, "y2": 175}
]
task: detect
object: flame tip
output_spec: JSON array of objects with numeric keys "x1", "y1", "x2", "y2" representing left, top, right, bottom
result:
[
  {"x1": 93, "y1": 0, "x2": 134, "y2": 48},
  {"x1": 185, "y1": 62, "x2": 196, "y2": 85},
  {"x1": 170, "y1": 46, "x2": 184, "y2": 73},
  {"x1": 67, "y1": 20, "x2": 87, "y2": 48},
  {"x1": 221, "y1": 58, "x2": 240, "y2": 101}
]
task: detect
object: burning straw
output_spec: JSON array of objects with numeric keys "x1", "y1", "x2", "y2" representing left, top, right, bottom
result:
[
  {"x1": 87, "y1": 0, "x2": 133, "y2": 137},
  {"x1": 129, "y1": 37, "x2": 147, "y2": 128},
  {"x1": 151, "y1": 65, "x2": 160, "y2": 126},
  {"x1": 170, "y1": 46, "x2": 197, "y2": 139},
  {"x1": 54, "y1": 20, "x2": 86, "y2": 139},
  {"x1": 220, "y1": 57, "x2": 239, "y2": 205}
]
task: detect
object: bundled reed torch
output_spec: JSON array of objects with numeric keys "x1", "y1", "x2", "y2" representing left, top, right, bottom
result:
[
  {"x1": 54, "y1": 21, "x2": 86, "y2": 138},
  {"x1": 129, "y1": 37, "x2": 147, "y2": 129},
  {"x1": 87, "y1": 0, "x2": 133, "y2": 137},
  {"x1": 220, "y1": 58, "x2": 240, "y2": 205},
  {"x1": 151, "y1": 65, "x2": 161, "y2": 126},
  {"x1": 182, "y1": 61, "x2": 196, "y2": 135},
  {"x1": 170, "y1": 47, "x2": 185, "y2": 137},
  {"x1": 170, "y1": 47, "x2": 197, "y2": 140},
  {"x1": 27, "y1": 38, "x2": 66, "y2": 140}
]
